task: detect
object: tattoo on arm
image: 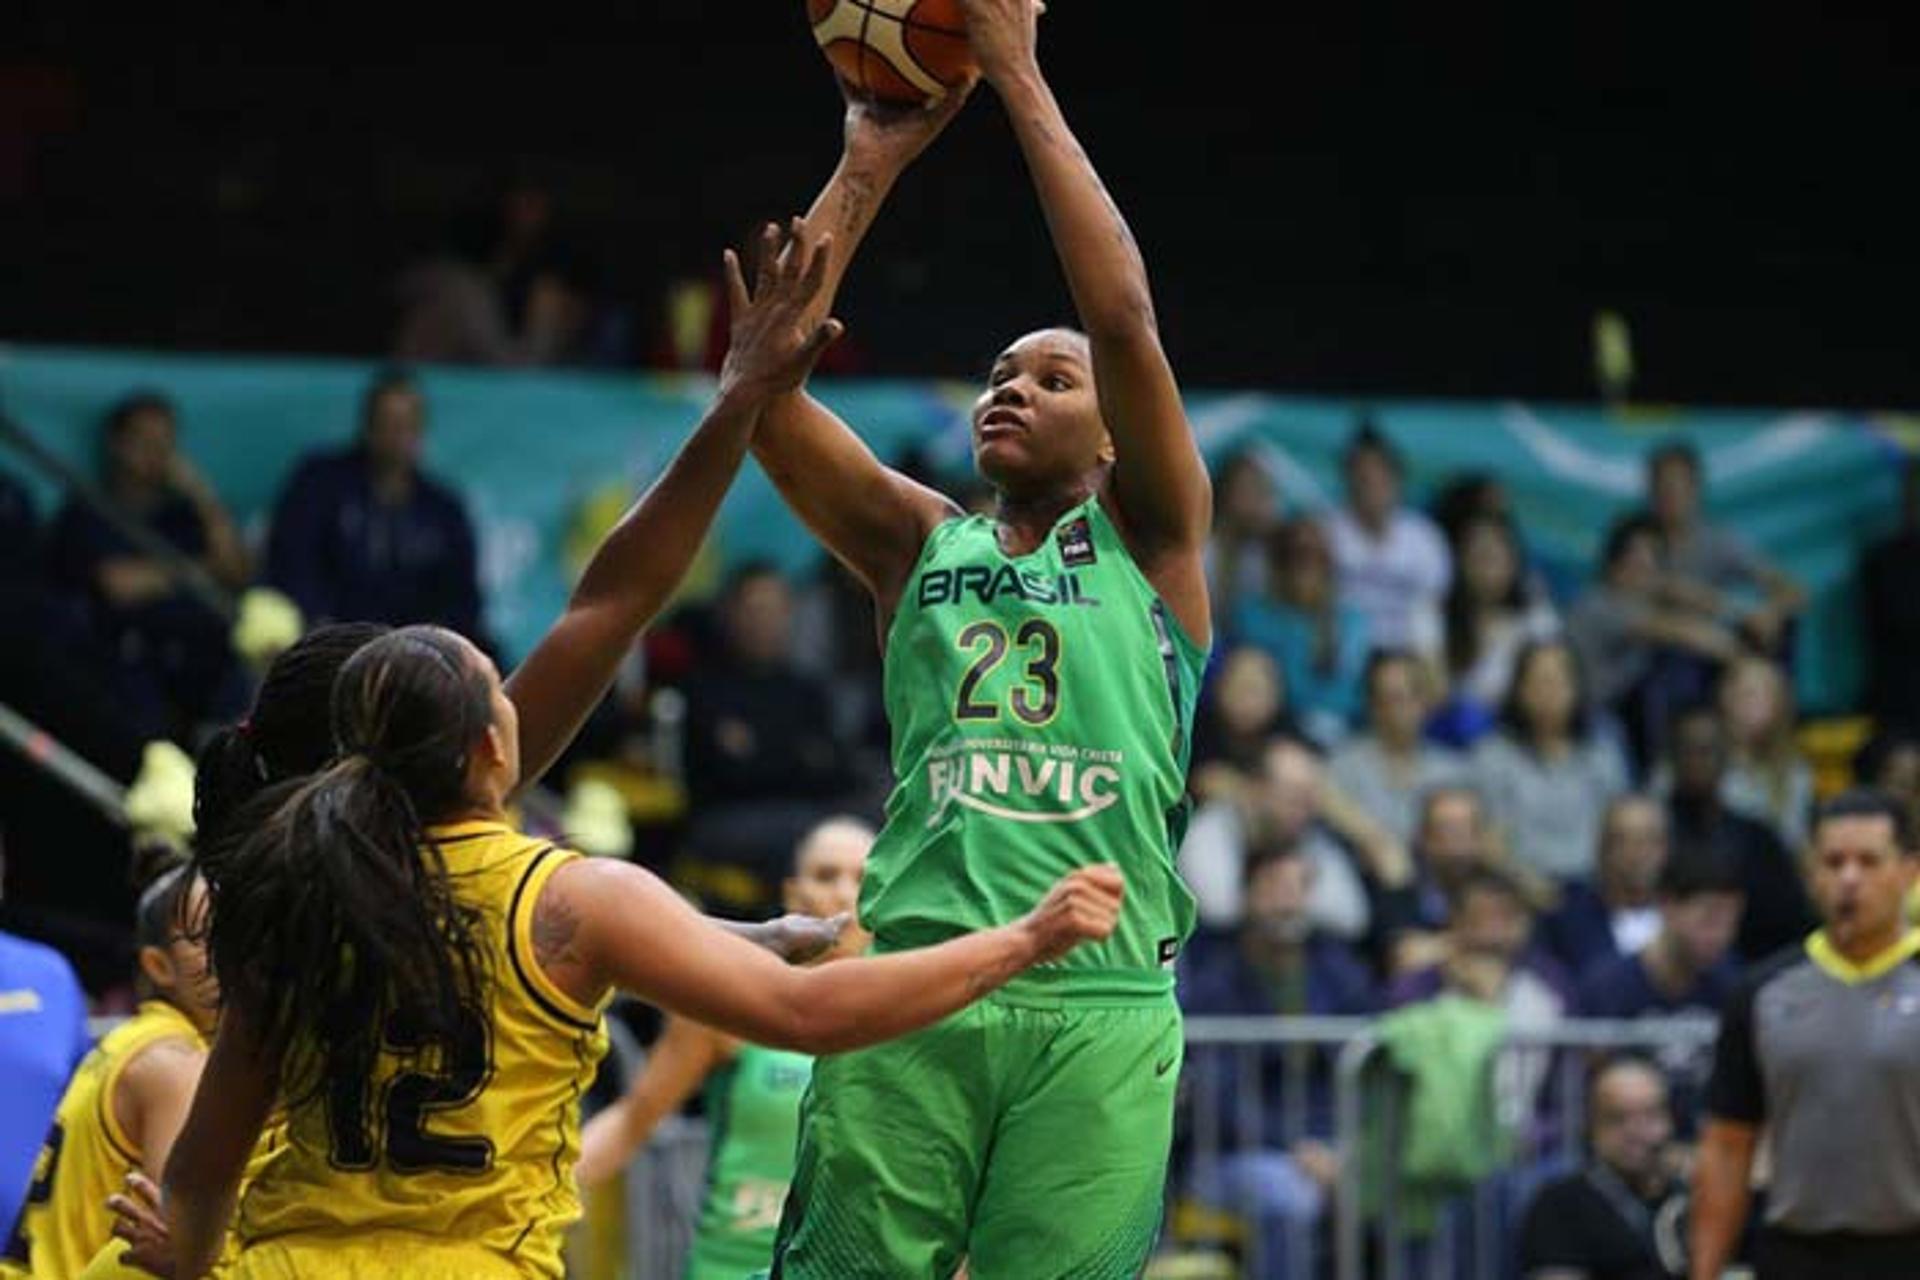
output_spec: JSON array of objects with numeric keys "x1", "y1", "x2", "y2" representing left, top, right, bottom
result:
[{"x1": 532, "y1": 887, "x2": 584, "y2": 971}]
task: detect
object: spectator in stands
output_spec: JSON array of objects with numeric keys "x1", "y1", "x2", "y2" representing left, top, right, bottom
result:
[
  {"x1": 49, "y1": 392, "x2": 249, "y2": 737},
  {"x1": 1376, "y1": 784, "x2": 1496, "y2": 971},
  {"x1": 1428, "y1": 471, "x2": 1510, "y2": 552},
  {"x1": 1646, "y1": 441, "x2": 1804, "y2": 656},
  {"x1": 1664, "y1": 705, "x2": 1815, "y2": 962},
  {"x1": 679, "y1": 563, "x2": 858, "y2": 898},
  {"x1": 1567, "y1": 514, "x2": 1744, "y2": 773},
  {"x1": 1578, "y1": 840, "x2": 1743, "y2": 1136},
  {"x1": 1205, "y1": 448, "x2": 1282, "y2": 626},
  {"x1": 1517, "y1": 1055, "x2": 1689, "y2": 1280},
  {"x1": 1714, "y1": 656, "x2": 1814, "y2": 850},
  {"x1": 1179, "y1": 842, "x2": 1379, "y2": 1272},
  {"x1": 1233, "y1": 517, "x2": 1369, "y2": 748},
  {"x1": 392, "y1": 180, "x2": 615, "y2": 367},
  {"x1": 1855, "y1": 731, "x2": 1920, "y2": 834},
  {"x1": 1388, "y1": 864, "x2": 1567, "y2": 1022},
  {"x1": 0, "y1": 470, "x2": 153, "y2": 973},
  {"x1": 0, "y1": 844, "x2": 91, "y2": 1246},
  {"x1": 1860, "y1": 459, "x2": 1920, "y2": 732},
  {"x1": 266, "y1": 370, "x2": 487, "y2": 645},
  {"x1": 1471, "y1": 638, "x2": 1630, "y2": 880},
  {"x1": 1540, "y1": 795, "x2": 1669, "y2": 979},
  {"x1": 0, "y1": 466, "x2": 151, "y2": 770},
  {"x1": 1321, "y1": 420, "x2": 1451, "y2": 652},
  {"x1": 1415, "y1": 512, "x2": 1560, "y2": 748},
  {"x1": 1179, "y1": 738, "x2": 1373, "y2": 942},
  {"x1": 1328, "y1": 651, "x2": 1466, "y2": 846},
  {"x1": 1191, "y1": 646, "x2": 1300, "y2": 799}
]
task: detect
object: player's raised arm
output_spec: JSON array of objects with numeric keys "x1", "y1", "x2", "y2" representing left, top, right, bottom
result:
[
  {"x1": 751, "y1": 86, "x2": 974, "y2": 610},
  {"x1": 964, "y1": 0, "x2": 1213, "y2": 640},
  {"x1": 540, "y1": 856, "x2": 1122, "y2": 1055},
  {"x1": 505, "y1": 219, "x2": 846, "y2": 788}
]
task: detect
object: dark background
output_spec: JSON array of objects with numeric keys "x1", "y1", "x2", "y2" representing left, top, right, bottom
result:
[{"x1": 3, "y1": 3, "x2": 1914, "y2": 406}]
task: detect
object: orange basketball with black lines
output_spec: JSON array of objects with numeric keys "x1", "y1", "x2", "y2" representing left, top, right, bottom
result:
[{"x1": 808, "y1": 0, "x2": 975, "y2": 106}]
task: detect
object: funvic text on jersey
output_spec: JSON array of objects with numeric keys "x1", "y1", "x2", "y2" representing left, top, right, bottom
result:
[{"x1": 926, "y1": 741, "x2": 1124, "y2": 826}]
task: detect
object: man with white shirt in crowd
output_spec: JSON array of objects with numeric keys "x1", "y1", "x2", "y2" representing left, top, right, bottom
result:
[
  {"x1": 1179, "y1": 738, "x2": 1379, "y2": 945},
  {"x1": 1321, "y1": 421, "x2": 1452, "y2": 652},
  {"x1": 1541, "y1": 795, "x2": 1672, "y2": 979}
]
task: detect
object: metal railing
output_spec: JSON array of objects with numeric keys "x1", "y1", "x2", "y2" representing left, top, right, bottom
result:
[{"x1": 586, "y1": 1014, "x2": 1719, "y2": 1280}]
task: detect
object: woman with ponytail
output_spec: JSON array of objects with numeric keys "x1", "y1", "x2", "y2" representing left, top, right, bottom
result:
[
  {"x1": 153, "y1": 626, "x2": 1119, "y2": 1279},
  {"x1": 4, "y1": 845, "x2": 221, "y2": 1279}
]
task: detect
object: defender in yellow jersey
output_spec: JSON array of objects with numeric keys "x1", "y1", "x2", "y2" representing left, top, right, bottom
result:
[
  {"x1": 4, "y1": 852, "x2": 216, "y2": 1279},
  {"x1": 143, "y1": 239, "x2": 1125, "y2": 1280},
  {"x1": 225, "y1": 819, "x2": 611, "y2": 1279}
]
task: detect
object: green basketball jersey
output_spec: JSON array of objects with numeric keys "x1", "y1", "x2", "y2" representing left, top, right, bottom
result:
[
  {"x1": 686, "y1": 1044, "x2": 813, "y2": 1279},
  {"x1": 862, "y1": 498, "x2": 1207, "y2": 993}
]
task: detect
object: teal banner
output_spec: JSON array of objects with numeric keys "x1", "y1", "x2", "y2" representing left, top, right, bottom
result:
[{"x1": 1, "y1": 345, "x2": 1906, "y2": 712}]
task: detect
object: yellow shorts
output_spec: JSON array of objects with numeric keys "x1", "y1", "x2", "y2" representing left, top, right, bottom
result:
[{"x1": 228, "y1": 1234, "x2": 531, "y2": 1279}]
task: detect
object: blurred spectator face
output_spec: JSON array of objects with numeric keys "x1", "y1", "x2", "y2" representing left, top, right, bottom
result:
[
  {"x1": 1257, "y1": 740, "x2": 1323, "y2": 846},
  {"x1": 725, "y1": 571, "x2": 795, "y2": 667},
  {"x1": 1589, "y1": 1062, "x2": 1673, "y2": 1188},
  {"x1": 1513, "y1": 643, "x2": 1579, "y2": 740},
  {"x1": 1873, "y1": 743, "x2": 1920, "y2": 820},
  {"x1": 1661, "y1": 886, "x2": 1743, "y2": 972},
  {"x1": 108, "y1": 403, "x2": 178, "y2": 491},
  {"x1": 1459, "y1": 517, "x2": 1520, "y2": 606},
  {"x1": 1346, "y1": 446, "x2": 1400, "y2": 527},
  {"x1": 1607, "y1": 526, "x2": 1662, "y2": 593},
  {"x1": 1244, "y1": 851, "x2": 1313, "y2": 947},
  {"x1": 1274, "y1": 519, "x2": 1335, "y2": 609},
  {"x1": 1419, "y1": 788, "x2": 1488, "y2": 879},
  {"x1": 785, "y1": 820, "x2": 872, "y2": 957},
  {"x1": 1670, "y1": 711, "x2": 1727, "y2": 800},
  {"x1": 1650, "y1": 455, "x2": 1700, "y2": 529},
  {"x1": 1216, "y1": 454, "x2": 1277, "y2": 534},
  {"x1": 1720, "y1": 657, "x2": 1791, "y2": 751},
  {"x1": 1215, "y1": 647, "x2": 1284, "y2": 740},
  {"x1": 363, "y1": 384, "x2": 426, "y2": 474},
  {"x1": 1809, "y1": 812, "x2": 1916, "y2": 951},
  {"x1": 1452, "y1": 880, "x2": 1531, "y2": 963},
  {"x1": 1599, "y1": 798, "x2": 1668, "y2": 898},
  {"x1": 1368, "y1": 656, "x2": 1429, "y2": 748}
]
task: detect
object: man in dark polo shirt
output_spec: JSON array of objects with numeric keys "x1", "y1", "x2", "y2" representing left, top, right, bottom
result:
[
  {"x1": 1691, "y1": 789, "x2": 1920, "y2": 1280},
  {"x1": 1519, "y1": 1054, "x2": 1689, "y2": 1280}
]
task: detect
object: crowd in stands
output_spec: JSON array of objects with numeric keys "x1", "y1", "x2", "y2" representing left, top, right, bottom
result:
[{"x1": 7, "y1": 379, "x2": 1920, "y2": 1275}]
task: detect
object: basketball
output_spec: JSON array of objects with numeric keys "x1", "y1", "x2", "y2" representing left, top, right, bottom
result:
[{"x1": 807, "y1": 0, "x2": 975, "y2": 106}]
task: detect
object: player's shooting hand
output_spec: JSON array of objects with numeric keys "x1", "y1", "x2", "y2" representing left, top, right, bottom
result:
[
  {"x1": 1019, "y1": 863, "x2": 1124, "y2": 964},
  {"x1": 959, "y1": 0, "x2": 1045, "y2": 84},
  {"x1": 842, "y1": 73, "x2": 979, "y2": 173},
  {"x1": 107, "y1": 1170, "x2": 176, "y2": 1278},
  {"x1": 717, "y1": 218, "x2": 844, "y2": 404}
]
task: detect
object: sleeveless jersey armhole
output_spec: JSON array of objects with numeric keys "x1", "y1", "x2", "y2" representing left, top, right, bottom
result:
[{"x1": 507, "y1": 847, "x2": 606, "y2": 1033}]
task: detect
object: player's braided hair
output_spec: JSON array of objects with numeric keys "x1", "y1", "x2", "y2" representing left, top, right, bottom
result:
[
  {"x1": 206, "y1": 626, "x2": 492, "y2": 1108},
  {"x1": 193, "y1": 621, "x2": 392, "y2": 849}
]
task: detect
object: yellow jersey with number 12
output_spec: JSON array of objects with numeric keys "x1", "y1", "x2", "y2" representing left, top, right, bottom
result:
[{"x1": 231, "y1": 821, "x2": 610, "y2": 1280}]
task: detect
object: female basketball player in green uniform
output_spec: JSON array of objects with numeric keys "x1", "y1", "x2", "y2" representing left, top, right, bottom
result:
[
  {"x1": 756, "y1": 2, "x2": 1214, "y2": 1274},
  {"x1": 575, "y1": 818, "x2": 873, "y2": 1279}
]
